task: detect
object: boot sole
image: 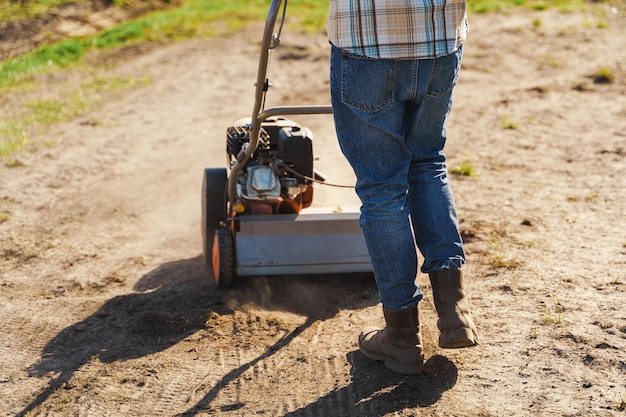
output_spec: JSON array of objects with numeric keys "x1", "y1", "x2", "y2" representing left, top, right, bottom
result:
[
  {"x1": 359, "y1": 344, "x2": 424, "y2": 375},
  {"x1": 439, "y1": 327, "x2": 479, "y2": 349}
]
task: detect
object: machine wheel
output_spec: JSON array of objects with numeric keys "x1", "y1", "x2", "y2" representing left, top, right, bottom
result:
[
  {"x1": 202, "y1": 168, "x2": 228, "y2": 269},
  {"x1": 212, "y1": 228, "x2": 235, "y2": 288}
]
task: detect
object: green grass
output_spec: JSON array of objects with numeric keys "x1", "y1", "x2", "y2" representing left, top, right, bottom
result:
[
  {"x1": 491, "y1": 254, "x2": 521, "y2": 269},
  {"x1": 0, "y1": 0, "x2": 608, "y2": 158},
  {"x1": 0, "y1": 0, "x2": 600, "y2": 89},
  {"x1": 501, "y1": 115, "x2": 520, "y2": 129},
  {"x1": 0, "y1": 39, "x2": 86, "y2": 88},
  {"x1": 0, "y1": 75, "x2": 150, "y2": 158},
  {"x1": 1, "y1": 0, "x2": 77, "y2": 23},
  {"x1": 24, "y1": 98, "x2": 88, "y2": 125},
  {"x1": 593, "y1": 67, "x2": 616, "y2": 84},
  {"x1": 450, "y1": 160, "x2": 479, "y2": 177},
  {"x1": 468, "y1": 0, "x2": 589, "y2": 13},
  {"x1": 0, "y1": 197, "x2": 11, "y2": 223},
  {"x1": 0, "y1": 94, "x2": 92, "y2": 158},
  {"x1": 0, "y1": 0, "x2": 274, "y2": 89},
  {"x1": 0, "y1": 0, "x2": 133, "y2": 23},
  {"x1": 0, "y1": 0, "x2": 594, "y2": 26},
  {"x1": 0, "y1": 121, "x2": 27, "y2": 159}
]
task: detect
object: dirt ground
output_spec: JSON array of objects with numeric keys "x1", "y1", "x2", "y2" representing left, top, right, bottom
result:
[{"x1": 1, "y1": 2, "x2": 625, "y2": 416}]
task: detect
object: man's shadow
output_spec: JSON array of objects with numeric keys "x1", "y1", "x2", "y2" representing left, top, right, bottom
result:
[
  {"x1": 179, "y1": 347, "x2": 457, "y2": 417},
  {"x1": 18, "y1": 256, "x2": 457, "y2": 416},
  {"x1": 280, "y1": 352, "x2": 457, "y2": 417}
]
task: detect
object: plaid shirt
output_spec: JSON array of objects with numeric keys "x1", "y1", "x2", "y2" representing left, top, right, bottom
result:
[{"x1": 328, "y1": 0, "x2": 468, "y2": 59}]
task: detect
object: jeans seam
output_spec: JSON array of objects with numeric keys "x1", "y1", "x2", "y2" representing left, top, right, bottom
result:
[{"x1": 409, "y1": 60, "x2": 419, "y2": 100}]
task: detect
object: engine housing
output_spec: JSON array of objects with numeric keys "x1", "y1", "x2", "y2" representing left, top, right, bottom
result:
[{"x1": 226, "y1": 117, "x2": 315, "y2": 215}]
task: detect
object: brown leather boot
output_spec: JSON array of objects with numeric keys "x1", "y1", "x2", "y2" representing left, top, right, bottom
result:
[
  {"x1": 358, "y1": 305, "x2": 424, "y2": 375},
  {"x1": 429, "y1": 268, "x2": 479, "y2": 348}
]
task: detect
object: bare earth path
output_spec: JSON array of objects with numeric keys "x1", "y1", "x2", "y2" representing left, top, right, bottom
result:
[{"x1": 1, "y1": 6, "x2": 625, "y2": 417}]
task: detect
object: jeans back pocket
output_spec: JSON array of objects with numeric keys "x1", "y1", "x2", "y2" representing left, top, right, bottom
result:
[{"x1": 341, "y1": 51, "x2": 397, "y2": 113}]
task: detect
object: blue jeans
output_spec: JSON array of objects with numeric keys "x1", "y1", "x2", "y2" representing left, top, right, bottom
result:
[{"x1": 330, "y1": 45, "x2": 466, "y2": 310}]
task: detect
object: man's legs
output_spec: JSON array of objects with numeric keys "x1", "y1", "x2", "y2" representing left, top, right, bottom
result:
[
  {"x1": 330, "y1": 46, "x2": 477, "y2": 374},
  {"x1": 331, "y1": 46, "x2": 424, "y2": 374}
]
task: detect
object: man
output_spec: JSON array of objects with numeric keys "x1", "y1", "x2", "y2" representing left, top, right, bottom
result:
[{"x1": 328, "y1": 0, "x2": 479, "y2": 375}]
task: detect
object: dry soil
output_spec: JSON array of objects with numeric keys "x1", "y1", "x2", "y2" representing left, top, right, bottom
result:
[{"x1": 1, "y1": 3, "x2": 625, "y2": 417}]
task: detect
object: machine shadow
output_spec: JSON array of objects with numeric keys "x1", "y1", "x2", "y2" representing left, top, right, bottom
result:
[
  {"x1": 18, "y1": 256, "x2": 215, "y2": 416},
  {"x1": 17, "y1": 256, "x2": 379, "y2": 416}
]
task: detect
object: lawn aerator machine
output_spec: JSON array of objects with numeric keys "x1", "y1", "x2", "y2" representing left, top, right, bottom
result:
[{"x1": 201, "y1": 0, "x2": 372, "y2": 288}]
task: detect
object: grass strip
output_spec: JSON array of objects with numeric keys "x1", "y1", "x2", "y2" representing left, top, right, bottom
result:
[
  {"x1": 0, "y1": 0, "x2": 279, "y2": 88},
  {"x1": 0, "y1": 0, "x2": 594, "y2": 88},
  {"x1": 0, "y1": 0, "x2": 596, "y2": 158}
]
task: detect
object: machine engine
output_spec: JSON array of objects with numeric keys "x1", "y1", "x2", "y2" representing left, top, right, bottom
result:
[{"x1": 226, "y1": 116, "x2": 316, "y2": 215}]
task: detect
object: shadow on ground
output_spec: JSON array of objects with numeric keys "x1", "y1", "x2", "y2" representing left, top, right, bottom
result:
[
  {"x1": 281, "y1": 353, "x2": 457, "y2": 416},
  {"x1": 18, "y1": 256, "x2": 455, "y2": 416}
]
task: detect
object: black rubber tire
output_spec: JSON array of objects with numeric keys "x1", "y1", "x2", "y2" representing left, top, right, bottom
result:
[
  {"x1": 212, "y1": 228, "x2": 235, "y2": 288},
  {"x1": 202, "y1": 168, "x2": 228, "y2": 269}
]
